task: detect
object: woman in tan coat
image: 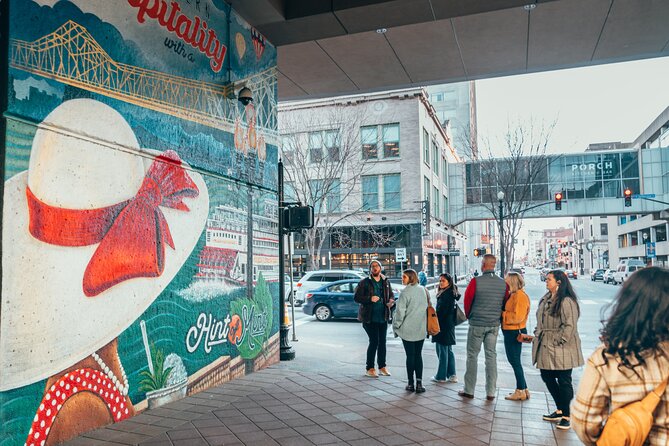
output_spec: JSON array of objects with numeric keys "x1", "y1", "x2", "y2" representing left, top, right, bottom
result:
[
  {"x1": 532, "y1": 269, "x2": 584, "y2": 430},
  {"x1": 502, "y1": 272, "x2": 531, "y2": 401}
]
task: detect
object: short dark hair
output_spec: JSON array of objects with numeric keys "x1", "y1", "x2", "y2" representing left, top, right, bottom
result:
[{"x1": 482, "y1": 254, "x2": 496, "y2": 263}]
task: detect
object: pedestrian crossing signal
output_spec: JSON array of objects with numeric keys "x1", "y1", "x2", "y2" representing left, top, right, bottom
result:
[{"x1": 624, "y1": 188, "x2": 632, "y2": 207}]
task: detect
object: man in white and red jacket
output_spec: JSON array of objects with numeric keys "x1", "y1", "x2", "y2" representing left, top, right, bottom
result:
[{"x1": 458, "y1": 254, "x2": 509, "y2": 400}]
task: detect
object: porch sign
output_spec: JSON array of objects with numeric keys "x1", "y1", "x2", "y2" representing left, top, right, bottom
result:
[{"x1": 421, "y1": 201, "x2": 430, "y2": 235}]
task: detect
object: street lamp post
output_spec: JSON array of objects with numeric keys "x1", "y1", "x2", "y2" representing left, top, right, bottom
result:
[
  {"x1": 497, "y1": 191, "x2": 505, "y2": 277},
  {"x1": 643, "y1": 232, "x2": 649, "y2": 266}
]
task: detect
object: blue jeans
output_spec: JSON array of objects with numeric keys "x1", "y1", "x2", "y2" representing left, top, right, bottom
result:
[
  {"x1": 502, "y1": 328, "x2": 527, "y2": 390},
  {"x1": 464, "y1": 324, "x2": 499, "y2": 396},
  {"x1": 434, "y1": 343, "x2": 456, "y2": 380}
]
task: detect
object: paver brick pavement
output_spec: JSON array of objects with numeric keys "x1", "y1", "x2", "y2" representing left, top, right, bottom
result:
[{"x1": 65, "y1": 365, "x2": 581, "y2": 445}]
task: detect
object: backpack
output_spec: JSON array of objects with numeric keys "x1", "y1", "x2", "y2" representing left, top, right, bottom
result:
[{"x1": 596, "y1": 375, "x2": 668, "y2": 446}]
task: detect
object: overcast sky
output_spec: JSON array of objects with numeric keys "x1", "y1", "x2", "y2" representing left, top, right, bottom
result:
[
  {"x1": 475, "y1": 56, "x2": 669, "y2": 248},
  {"x1": 476, "y1": 56, "x2": 669, "y2": 154}
]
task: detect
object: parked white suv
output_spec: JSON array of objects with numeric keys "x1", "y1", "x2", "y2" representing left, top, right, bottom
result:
[
  {"x1": 294, "y1": 270, "x2": 367, "y2": 306},
  {"x1": 612, "y1": 259, "x2": 645, "y2": 285}
]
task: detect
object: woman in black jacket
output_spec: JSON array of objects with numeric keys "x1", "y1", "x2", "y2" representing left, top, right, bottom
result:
[{"x1": 431, "y1": 273, "x2": 459, "y2": 383}]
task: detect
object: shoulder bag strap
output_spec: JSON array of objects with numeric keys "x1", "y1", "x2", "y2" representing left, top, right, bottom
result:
[
  {"x1": 425, "y1": 287, "x2": 432, "y2": 307},
  {"x1": 640, "y1": 373, "x2": 669, "y2": 412},
  {"x1": 653, "y1": 374, "x2": 669, "y2": 397}
]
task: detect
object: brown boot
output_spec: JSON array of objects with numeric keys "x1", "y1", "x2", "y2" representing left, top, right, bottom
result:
[
  {"x1": 524, "y1": 389, "x2": 531, "y2": 399},
  {"x1": 504, "y1": 389, "x2": 528, "y2": 401}
]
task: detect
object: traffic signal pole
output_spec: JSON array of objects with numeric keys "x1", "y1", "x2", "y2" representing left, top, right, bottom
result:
[{"x1": 278, "y1": 160, "x2": 295, "y2": 361}]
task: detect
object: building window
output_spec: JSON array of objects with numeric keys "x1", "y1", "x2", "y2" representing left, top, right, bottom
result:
[
  {"x1": 327, "y1": 180, "x2": 341, "y2": 213},
  {"x1": 433, "y1": 92, "x2": 444, "y2": 102},
  {"x1": 656, "y1": 224, "x2": 667, "y2": 242},
  {"x1": 432, "y1": 141, "x2": 439, "y2": 176},
  {"x1": 433, "y1": 186, "x2": 440, "y2": 218},
  {"x1": 308, "y1": 132, "x2": 323, "y2": 163},
  {"x1": 423, "y1": 128, "x2": 430, "y2": 166},
  {"x1": 285, "y1": 181, "x2": 298, "y2": 202},
  {"x1": 324, "y1": 130, "x2": 339, "y2": 161},
  {"x1": 309, "y1": 130, "x2": 340, "y2": 162},
  {"x1": 361, "y1": 126, "x2": 377, "y2": 159},
  {"x1": 600, "y1": 223, "x2": 608, "y2": 236},
  {"x1": 442, "y1": 158, "x2": 448, "y2": 186},
  {"x1": 630, "y1": 232, "x2": 638, "y2": 246},
  {"x1": 383, "y1": 174, "x2": 401, "y2": 210},
  {"x1": 382, "y1": 123, "x2": 400, "y2": 158},
  {"x1": 308, "y1": 179, "x2": 323, "y2": 213},
  {"x1": 442, "y1": 194, "x2": 448, "y2": 222},
  {"x1": 424, "y1": 176, "x2": 430, "y2": 202},
  {"x1": 362, "y1": 175, "x2": 379, "y2": 210},
  {"x1": 619, "y1": 216, "x2": 627, "y2": 225}
]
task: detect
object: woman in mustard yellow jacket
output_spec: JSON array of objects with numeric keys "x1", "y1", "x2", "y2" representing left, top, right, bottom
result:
[{"x1": 502, "y1": 271, "x2": 531, "y2": 401}]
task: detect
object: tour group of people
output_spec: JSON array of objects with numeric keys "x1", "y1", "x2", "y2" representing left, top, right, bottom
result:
[{"x1": 353, "y1": 257, "x2": 669, "y2": 444}]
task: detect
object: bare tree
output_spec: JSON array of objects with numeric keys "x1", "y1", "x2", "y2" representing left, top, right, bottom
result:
[
  {"x1": 461, "y1": 118, "x2": 558, "y2": 272},
  {"x1": 279, "y1": 104, "x2": 375, "y2": 271}
]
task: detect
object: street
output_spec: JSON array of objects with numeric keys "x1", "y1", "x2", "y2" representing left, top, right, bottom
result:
[{"x1": 282, "y1": 269, "x2": 619, "y2": 393}]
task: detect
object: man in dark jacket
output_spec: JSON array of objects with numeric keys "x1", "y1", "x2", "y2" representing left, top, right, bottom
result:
[
  {"x1": 459, "y1": 254, "x2": 509, "y2": 400},
  {"x1": 354, "y1": 260, "x2": 395, "y2": 378}
]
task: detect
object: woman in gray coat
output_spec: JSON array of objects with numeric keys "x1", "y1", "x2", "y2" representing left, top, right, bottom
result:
[
  {"x1": 532, "y1": 269, "x2": 584, "y2": 431},
  {"x1": 393, "y1": 269, "x2": 428, "y2": 393}
]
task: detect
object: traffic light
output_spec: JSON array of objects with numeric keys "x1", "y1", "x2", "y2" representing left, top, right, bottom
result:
[
  {"x1": 554, "y1": 192, "x2": 563, "y2": 210},
  {"x1": 624, "y1": 188, "x2": 632, "y2": 207}
]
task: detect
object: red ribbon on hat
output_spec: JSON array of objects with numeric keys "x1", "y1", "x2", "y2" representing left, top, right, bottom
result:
[{"x1": 26, "y1": 150, "x2": 200, "y2": 297}]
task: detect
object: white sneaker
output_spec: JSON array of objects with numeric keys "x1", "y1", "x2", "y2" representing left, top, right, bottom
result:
[
  {"x1": 430, "y1": 376, "x2": 446, "y2": 383},
  {"x1": 448, "y1": 375, "x2": 458, "y2": 383}
]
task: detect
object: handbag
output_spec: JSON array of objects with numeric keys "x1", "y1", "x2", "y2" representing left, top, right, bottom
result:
[
  {"x1": 455, "y1": 304, "x2": 467, "y2": 326},
  {"x1": 516, "y1": 331, "x2": 534, "y2": 343},
  {"x1": 425, "y1": 289, "x2": 440, "y2": 336},
  {"x1": 596, "y1": 374, "x2": 669, "y2": 446}
]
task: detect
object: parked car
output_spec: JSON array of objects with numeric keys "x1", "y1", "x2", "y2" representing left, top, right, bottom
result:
[
  {"x1": 612, "y1": 259, "x2": 645, "y2": 285},
  {"x1": 565, "y1": 269, "x2": 578, "y2": 279},
  {"x1": 603, "y1": 269, "x2": 616, "y2": 284},
  {"x1": 294, "y1": 270, "x2": 367, "y2": 306},
  {"x1": 590, "y1": 269, "x2": 605, "y2": 281},
  {"x1": 302, "y1": 279, "x2": 402, "y2": 321},
  {"x1": 509, "y1": 267, "x2": 524, "y2": 276},
  {"x1": 284, "y1": 275, "x2": 297, "y2": 303}
]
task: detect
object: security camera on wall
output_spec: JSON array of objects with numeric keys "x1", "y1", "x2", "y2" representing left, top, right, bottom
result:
[{"x1": 238, "y1": 87, "x2": 253, "y2": 106}]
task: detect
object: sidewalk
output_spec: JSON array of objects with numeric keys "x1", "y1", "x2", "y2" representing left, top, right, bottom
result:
[{"x1": 65, "y1": 364, "x2": 583, "y2": 446}]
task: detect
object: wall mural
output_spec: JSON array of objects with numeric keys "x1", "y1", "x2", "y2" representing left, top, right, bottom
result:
[{"x1": 1, "y1": 1, "x2": 279, "y2": 445}]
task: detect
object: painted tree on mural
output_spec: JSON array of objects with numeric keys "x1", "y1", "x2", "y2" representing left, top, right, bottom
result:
[
  {"x1": 279, "y1": 105, "x2": 378, "y2": 271},
  {"x1": 461, "y1": 119, "x2": 558, "y2": 272}
]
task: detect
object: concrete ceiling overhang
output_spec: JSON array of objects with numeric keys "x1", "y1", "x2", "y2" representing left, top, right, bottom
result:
[{"x1": 228, "y1": 0, "x2": 669, "y2": 101}]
